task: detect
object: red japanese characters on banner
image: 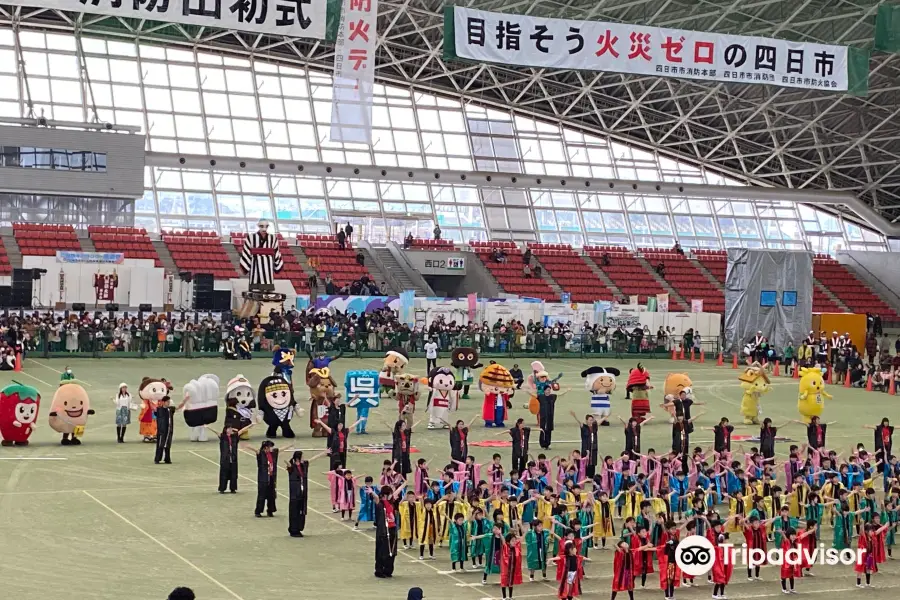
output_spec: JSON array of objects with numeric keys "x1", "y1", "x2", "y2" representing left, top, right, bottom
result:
[
  {"x1": 449, "y1": 7, "x2": 853, "y2": 92},
  {"x1": 331, "y1": 0, "x2": 378, "y2": 143}
]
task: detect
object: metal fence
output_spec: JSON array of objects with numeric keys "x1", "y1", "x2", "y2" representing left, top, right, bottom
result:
[{"x1": 25, "y1": 328, "x2": 721, "y2": 360}]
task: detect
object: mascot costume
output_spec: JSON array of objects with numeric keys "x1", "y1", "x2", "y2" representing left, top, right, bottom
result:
[
  {"x1": 451, "y1": 347, "x2": 482, "y2": 399},
  {"x1": 345, "y1": 370, "x2": 380, "y2": 434},
  {"x1": 258, "y1": 374, "x2": 297, "y2": 438},
  {"x1": 662, "y1": 373, "x2": 692, "y2": 423},
  {"x1": 393, "y1": 373, "x2": 420, "y2": 428},
  {"x1": 237, "y1": 218, "x2": 286, "y2": 320},
  {"x1": 0, "y1": 381, "x2": 41, "y2": 446},
  {"x1": 182, "y1": 374, "x2": 220, "y2": 442},
  {"x1": 526, "y1": 360, "x2": 563, "y2": 415},
  {"x1": 626, "y1": 364, "x2": 652, "y2": 419},
  {"x1": 138, "y1": 377, "x2": 171, "y2": 443},
  {"x1": 581, "y1": 367, "x2": 620, "y2": 425},
  {"x1": 379, "y1": 347, "x2": 409, "y2": 395},
  {"x1": 479, "y1": 362, "x2": 515, "y2": 428},
  {"x1": 425, "y1": 367, "x2": 459, "y2": 429},
  {"x1": 48, "y1": 381, "x2": 94, "y2": 445},
  {"x1": 224, "y1": 374, "x2": 256, "y2": 440},
  {"x1": 797, "y1": 367, "x2": 831, "y2": 423},
  {"x1": 272, "y1": 345, "x2": 295, "y2": 385},
  {"x1": 308, "y1": 366, "x2": 340, "y2": 438},
  {"x1": 738, "y1": 363, "x2": 772, "y2": 425}
]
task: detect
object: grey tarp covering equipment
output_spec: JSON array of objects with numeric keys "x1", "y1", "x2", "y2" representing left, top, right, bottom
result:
[{"x1": 724, "y1": 249, "x2": 813, "y2": 355}]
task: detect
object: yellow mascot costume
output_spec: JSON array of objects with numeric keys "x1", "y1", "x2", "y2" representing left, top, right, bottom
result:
[
  {"x1": 738, "y1": 362, "x2": 771, "y2": 425},
  {"x1": 797, "y1": 367, "x2": 831, "y2": 423}
]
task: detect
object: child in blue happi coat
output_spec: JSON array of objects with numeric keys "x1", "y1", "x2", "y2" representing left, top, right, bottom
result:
[{"x1": 355, "y1": 476, "x2": 379, "y2": 529}]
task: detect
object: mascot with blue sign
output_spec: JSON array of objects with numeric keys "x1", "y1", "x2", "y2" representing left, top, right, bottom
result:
[{"x1": 346, "y1": 370, "x2": 380, "y2": 434}]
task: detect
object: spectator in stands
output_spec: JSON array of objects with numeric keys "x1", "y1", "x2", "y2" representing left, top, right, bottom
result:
[
  {"x1": 523, "y1": 264, "x2": 532, "y2": 279},
  {"x1": 380, "y1": 281, "x2": 387, "y2": 295},
  {"x1": 533, "y1": 264, "x2": 542, "y2": 278},
  {"x1": 344, "y1": 222, "x2": 354, "y2": 244},
  {"x1": 307, "y1": 271, "x2": 319, "y2": 303},
  {"x1": 336, "y1": 228, "x2": 347, "y2": 250},
  {"x1": 324, "y1": 274, "x2": 336, "y2": 295},
  {"x1": 673, "y1": 241, "x2": 684, "y2": 255},
  {"x1": 523, "y1": 247, "x2": 532, "y2": 265},
  {"x1": 601, "y1": 252, "x2": 611, "y2": 266},
  {"x1": 491, "y1": 248, "x2": 506, "y2": 263},
  {"x1": 404, "y1": 232, "x2": 414, "y2": 249},
  {"x1": 356, "y1": 251, "x2": 365, "y2": 266},
  {"x1": 656, "y1": 261, "x2": 666, "y2": 278},
  {"x1": 433, "y1": 224, "x2": 442, "y2": 240}
]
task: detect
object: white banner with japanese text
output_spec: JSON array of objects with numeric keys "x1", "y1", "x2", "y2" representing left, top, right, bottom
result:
[
  {"x1": 446, "y1": 6, "x2": 865, "y2": 94},
  {"x1": 330, "y1": 0, "x2": 377, "y2": 144},
  {"x1": 3, "y1": 0, "x2": 331, "y2": 40}
]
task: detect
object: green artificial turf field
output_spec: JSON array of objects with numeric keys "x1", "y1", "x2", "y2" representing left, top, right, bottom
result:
[{"x1": 0, "y1": 355, "x2": 897, "y2": 600}]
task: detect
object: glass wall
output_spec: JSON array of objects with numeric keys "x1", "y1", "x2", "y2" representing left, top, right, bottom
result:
[{"x1": 0, "y1": 27, "x2": 888, "y2": 253}]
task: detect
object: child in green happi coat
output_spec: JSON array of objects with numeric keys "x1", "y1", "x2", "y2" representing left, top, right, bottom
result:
[
  {"x1": 449, "y1": 513, "x2": 470, "y2": 570},
  {"x1": 833, "y1": 501, "x2": 865, "y2": 550},
  {"x1": 772, "y1": 506, "x2": 798, "y2": 547},
  {"x1": 525, "y1": 520, "x2": 551, "y2": 581},
  {"x1": 882, "y1": 498, "x2": 899, "y2": 558},
  {"x1": 858, "y1": 488, "x2": 877, "y2": 531},
  {"x1": 576, "y1": 506, "x2": 595, "y2": 555},
  {"x1": 469, "y1": 506, "x2": 490, "y2": 568},
  {"x1": 481, "y1": 523, "x2": 505, "y2": 583}
]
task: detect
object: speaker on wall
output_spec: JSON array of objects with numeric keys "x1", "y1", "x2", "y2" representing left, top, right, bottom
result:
[
  {"x1": 139, "y1": 303, "x2": 152, "y2": 312},
  {"x1": 72, "y1": 303, "x2": 86, "y2": 312}
]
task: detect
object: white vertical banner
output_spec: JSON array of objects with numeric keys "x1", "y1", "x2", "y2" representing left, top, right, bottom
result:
[
  {"x1": 656, "y1": 292, "x2": 669, "y2": 313},
  {"x1": 331, "y1": 0, "x2": 377, "y2": 144}
]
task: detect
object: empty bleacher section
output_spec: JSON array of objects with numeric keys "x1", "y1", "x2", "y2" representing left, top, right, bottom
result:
[
  {"x1": 232, "y1": 233, "x2": 308, "y2": 292},
  {"x1": 470, "y1": 241, "x2": 557, "y2": 301},
  {"x1": 409, "y1": 238, "x2": 456, "y2": 251},
  {"x1": 643, "y1": 248, "x2": 724, "y2": 313},
  {"x1": 0, "y1": 240, "x2": 11, "y2": 275},
  {"x1": 297, "y1": 234, "x2": 371, "y2": 288},
  {"x1": 14, "y1": 223, "x2": 80, "y2": 256},
  {"x1": 88, "y1": 226, "x2": 163, "y2": 267},
  {"x1": 813, "y1": 255, "x2": 897, "y2": 318},
  {"x1": 586, "y1": 246, "x2": 685, "y2": 309},
  {"x1": 162, "y1": 231, "x2": 239, "y2": 279},
  {"x1": 694, "y1": 250, "x2": 727, "y2": 284},
  {"x1": 526, "y1": 243, "x2": 614, "y2": 303}
]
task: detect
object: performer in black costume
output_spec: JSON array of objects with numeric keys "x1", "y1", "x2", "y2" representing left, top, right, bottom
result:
[
  {"x1": 374, "y1": 484, "x2": 401, "y2": 578},
  {"x1": 154, "y1": 396, "x2": 180, "y2": 464}
]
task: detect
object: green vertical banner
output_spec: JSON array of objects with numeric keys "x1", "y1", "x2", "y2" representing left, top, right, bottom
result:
[
  {"x1": 326, "y1": 0, "x2": 343, "y2": 42},
  {"x1": 847, "y1": 47, "x2": 870, "y2": 97},
  {"x1": 875, "y1": 3, "x2": 900, "y2": 52},
  {"x1": 443, "y1": 5, "x2": 457, "y2": 61}
]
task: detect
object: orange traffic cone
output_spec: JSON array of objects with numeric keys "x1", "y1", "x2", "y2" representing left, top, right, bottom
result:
[
  {"x1": 716, "y1": 352, "x2": 724, "y2": 366},
  {"x1": 866, "y1": 375, "x2": 873, "y2": 392},
  {"x1": 732, "y1": 353, "x2": 738, "y2": 369},
  {"x1": 679, "y1": 347, "x2": 685, "y2": 360},
  {"x1": 826, "y1": 365, "x2": 833, "y2": 385},
  {"x1": 890, "y1": 377, "x2": 896, "y2": 396},
  {"x1": 844, "y1": 370, "x2": 851, "y2": 388},
  {"x1": 13, "y1": 352, "x2": 21, "y2": 372},
  {"x1": 672, "y1": 348, "x2": 678, "y2": 360},
  {"x1": 690, "y1": 349, "x2": 695, "y2": 362},
  {"x1": 699, "y1": 350, "x2": 705, "y2": 364},
  {"x1": 793, "y1": 363, "x2": 800, "y2": 379},
  {"x1": 773, "y1": 361, "x2": 780, "y2": 376}
]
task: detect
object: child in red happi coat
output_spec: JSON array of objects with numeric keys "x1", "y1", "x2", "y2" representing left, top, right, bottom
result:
[{"x1": 500, "y1": 532, "x2": 524, "y2": 599}]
